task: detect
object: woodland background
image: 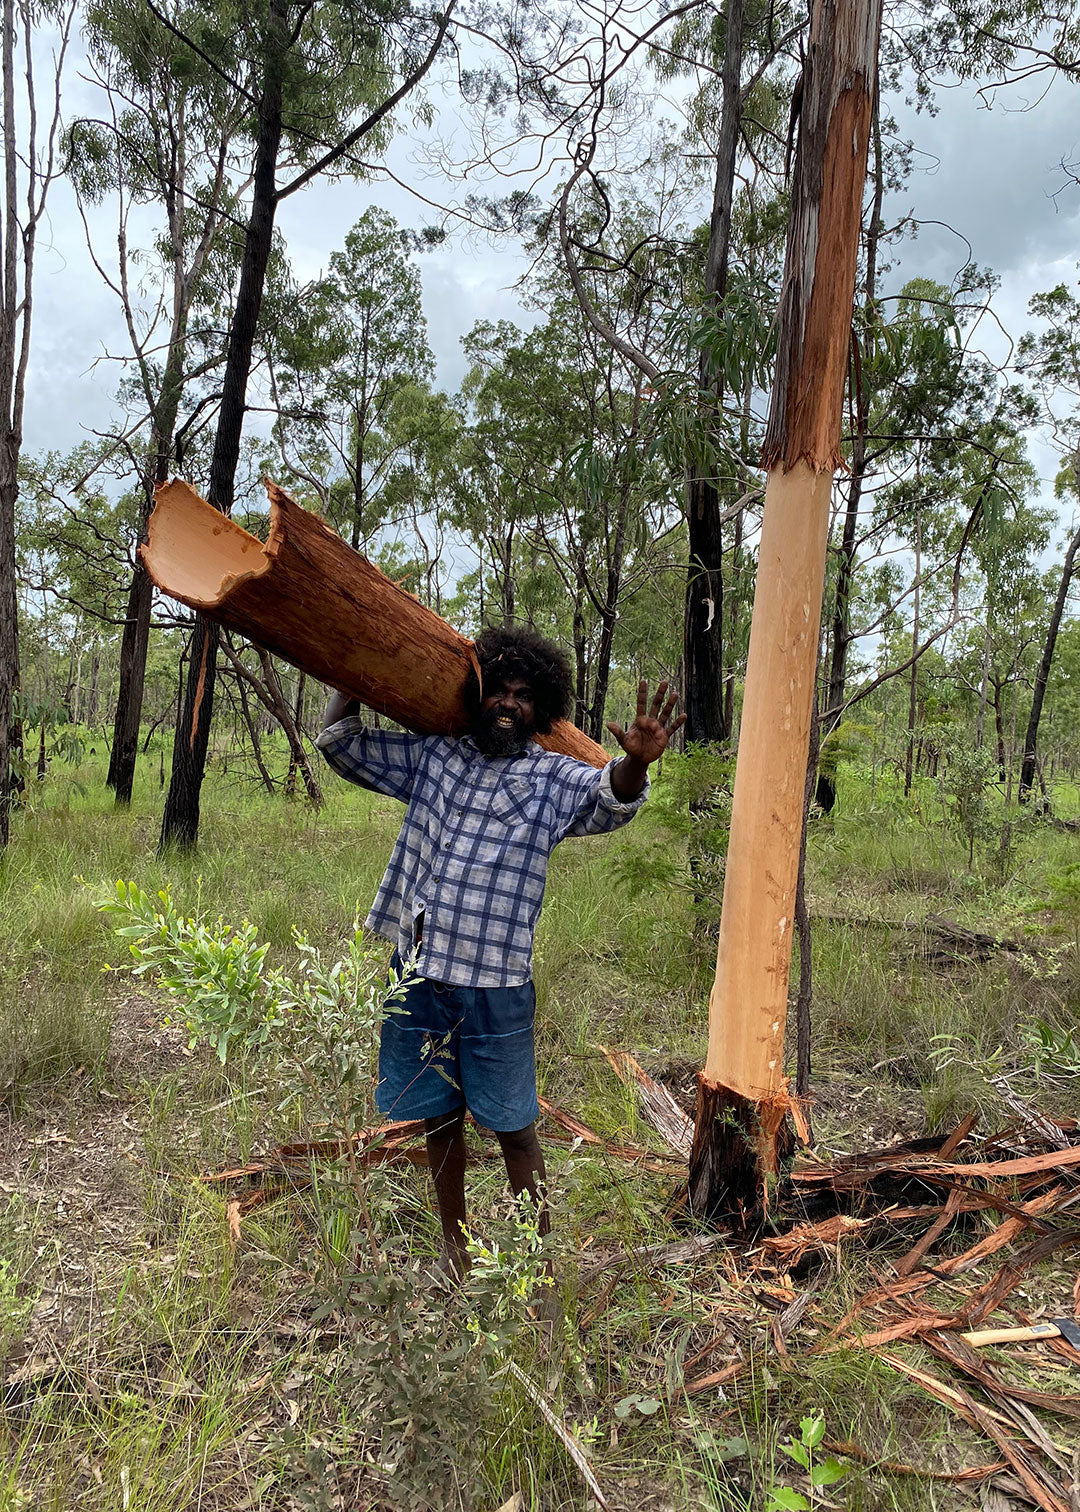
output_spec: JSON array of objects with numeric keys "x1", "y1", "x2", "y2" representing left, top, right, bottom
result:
[{"x1": 3, "y1": 1, "x2": 1080, "y2": 1510}]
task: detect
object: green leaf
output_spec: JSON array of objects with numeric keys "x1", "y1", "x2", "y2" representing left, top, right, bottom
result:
[
  {"x1": 765, "y1": 1491, "x2": 809, "y2": 1511},
  {"x1": 779, "y1": 1441, "x2": 810, "y2": 1470},
  {"x1": 810, "y1": 1458, "x2": 848, "y2": 1487},
  {"x1": 635, "y1": 1397, "x2": 661, "y2": 1416},
  {"x1": 800, "y1": 1414, "x2": 825, "y2": 1450}
]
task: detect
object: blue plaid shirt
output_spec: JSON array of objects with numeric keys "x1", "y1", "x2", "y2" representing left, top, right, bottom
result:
[{"x1": 316, "y1": 717, "x2": 648, "y2": 987}]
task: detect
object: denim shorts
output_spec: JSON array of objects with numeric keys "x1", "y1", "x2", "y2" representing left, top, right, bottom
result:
[{"x1": 377, "y1": 955, "x2": 539, "y2": 1132}]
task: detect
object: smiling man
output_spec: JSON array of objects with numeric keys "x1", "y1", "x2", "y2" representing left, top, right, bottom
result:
[{"x1": 317, "y1": 625, "x2": 684, "y2": 1280}]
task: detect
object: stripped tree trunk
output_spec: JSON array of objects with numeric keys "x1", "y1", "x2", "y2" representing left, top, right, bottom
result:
[{"x1": 689, "y1": 0, "x2": 882, "y2": 1222}]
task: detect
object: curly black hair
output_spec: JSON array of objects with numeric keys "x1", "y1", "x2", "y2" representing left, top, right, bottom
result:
[{"x1": 464, "y1": 625, "x2": 574, "y2": 735}]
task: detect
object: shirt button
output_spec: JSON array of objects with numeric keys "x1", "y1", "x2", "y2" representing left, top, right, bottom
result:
[{"x1": 443, "y1": 840, "x2": 451, "y2": 848}]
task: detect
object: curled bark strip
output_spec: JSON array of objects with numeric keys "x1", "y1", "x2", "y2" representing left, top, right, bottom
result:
[
  {"x1": 601, "y1": 1047, "x2": 693, "y2": 1158},
  {"x1": 821, "y1": 1439, "x2": 1007, "y2": 1483},
  {"x1": 143, "y1": 478, "x2": 605, "y2": 767},
  {"x1": 506, "y1": 1360, "x2": 611, "y2": 1510}
]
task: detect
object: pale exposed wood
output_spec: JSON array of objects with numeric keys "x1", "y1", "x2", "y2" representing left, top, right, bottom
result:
[
  {"x1": 141, "y1": 478, "x2": 607, "y2": 767},
  {"x1": 699, "y1": 0, "x2": 881, "y2": 1153},
  {"x1": 703, "y1": 462, "x2": 833, "y2": 1096}
]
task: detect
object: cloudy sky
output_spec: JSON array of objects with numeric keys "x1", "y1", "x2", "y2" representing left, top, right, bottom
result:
[{"x1": 20, "y1": 19, "x2": 1080, "y2": 549}]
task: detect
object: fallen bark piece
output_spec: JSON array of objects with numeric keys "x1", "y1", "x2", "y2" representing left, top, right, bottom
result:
[
  {"x1": 923, "y1": 914, "x2": 1027, "y2": 959},
  {"x1": 506, "y1": 1360, "x2": 611, "y2": 1510},
  {"x1": 933, "y1": 1188, "x2": 1066, "y2": 1278},
  {"x1": 950, "y1": 1228, "x2": 1080, "y2": 1329},
  {"x1": 821, "y1": 1439, "x2": 1007, "y2": 1483},
  {"x1": 601, "y1": 1048, "x2": 693, "y2": 1158},
  {"x1": 894, "y1": 1188, "x2": 964, "y2": 1277},
  {"x1": 142, "y1": 478, "x2": 606, "y2": 767},
  {"x1": 537, "y1": 1097, "x2": 685, "y2": 1169},
  {"x1": 877, "y1": 1352, "x2": 1016, "y2": 1433},
  {"x1": 923, "y1": 1332, "x2": 1080, "y2": 1424},
  {"x1": 938, "y1": 1111, "x2": 980, "y2": 1162},
  {"x1": 951, "y1": 1386, "x2": 1072, "y2": 1512},
  {"x1": 761, "y1": 1213, "x2": 875, "y2": 1266},
  {"x1": 677, "y1": 1358, "x2": 747, "y2": 1399}
]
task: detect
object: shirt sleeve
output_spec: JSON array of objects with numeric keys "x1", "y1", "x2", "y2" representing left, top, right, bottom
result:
[
  {"x1": 550, "y1": 756, "x2": 650, "y2": 840},
  {"x1": 315, "y1": 716, "x2": 427, "y2": 803}
]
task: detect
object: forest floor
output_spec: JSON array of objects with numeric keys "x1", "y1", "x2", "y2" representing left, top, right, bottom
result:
[{"x1": 1, "y1": 748, "x2": 1079, "y2": 1511}]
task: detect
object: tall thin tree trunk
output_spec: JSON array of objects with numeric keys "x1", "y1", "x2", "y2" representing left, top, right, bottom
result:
[
  {"x1": 232, "y1": 671, "x2": 275, "y2": 795},
  {"x1": 817, "y1": 99, "x2": 882, "y2": 816},
  {"x1": 976, "y1": 616, "x2": 990, "y2": 749},
  {"x1": 795, "y1": 699, "x2": 819, "y2": 1102},
  {"x1": 683, "y1": 0, "x2": 744, "y2": 746},
  {"x1": 160, "y1": 0, "x2": 287, "y2": 850},
  {"x1": 904, "y1": 509, "x2": 921, "y2": 796},
  {"x1": 0, "y1": 0, "x2": 21, "y2": 845},
  {"x1": 1019, "y1": 509, "x2": 1080, "y2": 802},
  {"x1": 689, "y1": 0, "x2": 881, "y2": 1222}
]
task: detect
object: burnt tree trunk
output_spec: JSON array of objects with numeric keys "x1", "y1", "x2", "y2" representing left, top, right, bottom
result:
[
  {"x1": 682, "y1": 0, "x2": 743, "y2": 746},
  {"x1": 795, "y1": 700, "x2": 820, "y2": 1100},
  {"x1": 1019, "y1": 510, "x2": 1080, "y2": 803},
  {"x1": 108, "y1": 341, "x2": 188, "y2": 805},
  {"x1": 689, "y1": 0, "x2": 881, "y2": 1223},
  {"x1": 160, "y1": 0, "x2": 287, "y2": 850}
]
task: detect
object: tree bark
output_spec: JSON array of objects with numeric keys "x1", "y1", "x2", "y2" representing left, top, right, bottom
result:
[
  {"x1": 690, "y1": 0, "x2": 881, "y2": 1223},
  {"x1": 795, "y1": 701, "x2": 819, "y2": 1100},
  {"x1": 143, "y1": 478, "x2": 609, "y2": 767},
  {"x1": 1019, "y1": 511, "x2": 1080, "y2": 803}
]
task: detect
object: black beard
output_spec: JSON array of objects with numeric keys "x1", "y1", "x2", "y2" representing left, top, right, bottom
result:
[{"x1": 471, "y1": 708, "x2": 534, "y2": 757}]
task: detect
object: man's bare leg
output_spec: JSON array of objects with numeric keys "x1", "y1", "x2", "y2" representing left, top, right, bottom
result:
[
  {"x1": 495, "y1": 1122, "x2": 549, "y2": 1235},
  {"x1": 424, "y1": 1110, "x2": 469, "y2": 1279},
  {"x1": 497, "y1": 1123, "x2": 558, "y2": 1323}
]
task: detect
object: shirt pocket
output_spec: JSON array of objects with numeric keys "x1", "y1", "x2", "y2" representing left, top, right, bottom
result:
[{"x1": 489, "y1": 777, "x2": 542, "y2": 829}]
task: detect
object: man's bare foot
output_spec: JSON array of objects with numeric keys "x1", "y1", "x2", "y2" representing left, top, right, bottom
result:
[{"x1": 433, "y1": 1245, "x2": 470, "y2": 1286}]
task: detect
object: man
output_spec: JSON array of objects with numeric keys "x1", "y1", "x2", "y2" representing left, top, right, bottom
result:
[{"x1": 317, "y1": 625, "x2": 683, "y2": 1280}]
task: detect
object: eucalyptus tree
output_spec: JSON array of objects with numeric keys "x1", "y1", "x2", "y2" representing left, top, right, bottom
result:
[
  {"x1": 67, "y1": 0, "x2": 254, "y2": 806},
  {"x1": 267, "y1": 207, "x2": 435, "y2": 549},
  {"x1": 815, "y1": 277, "x2": 1035, "y2": 806},
  {"x1": 952, "y1": 499, "x2": 1051, "y2": 786},
  {"x1": 1016, "y1": 282, "x2": 1080, "y2": 803},
  {"x1": 646, "y1": 0, "x2": 799, "y2": 745},
  {"x1": 0, "y1": 0, "x2": 75, "y2": 847},
  {"x1": 156, "y1": 0, "x2": 455, "y2": 849}
]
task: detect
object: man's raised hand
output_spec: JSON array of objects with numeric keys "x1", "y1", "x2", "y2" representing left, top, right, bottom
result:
[{"x1": 607, "y1": 680, "x2": 686, "y2": 768}]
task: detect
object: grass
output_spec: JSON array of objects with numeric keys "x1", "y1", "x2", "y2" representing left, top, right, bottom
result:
[{"x1": 1, "y1": 743, "x2": 1079, "y2": 1507}]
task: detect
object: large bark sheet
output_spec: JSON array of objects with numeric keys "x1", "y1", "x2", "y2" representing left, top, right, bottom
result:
[{"x1": 141, "y1": 479, "x2": 607, "y2": 768}]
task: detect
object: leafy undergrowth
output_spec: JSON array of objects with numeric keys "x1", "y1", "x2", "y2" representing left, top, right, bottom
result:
[{"x1": 1, "y1": 755, "x2": 1079, "y2": 1508}]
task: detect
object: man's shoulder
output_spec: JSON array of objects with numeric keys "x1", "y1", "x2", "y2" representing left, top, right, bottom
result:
[{"x1": 523, "y1": 743, "x2": 604, "y2": 788}]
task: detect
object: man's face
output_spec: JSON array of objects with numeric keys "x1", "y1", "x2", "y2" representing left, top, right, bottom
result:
[{"x1": 472, "y1": 675, "x2": 537, "y2": 756}]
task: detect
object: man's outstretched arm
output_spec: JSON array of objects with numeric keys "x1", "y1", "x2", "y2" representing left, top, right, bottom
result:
[{"x1": 607, "y1": 680, "x2": 686, "y2": 800}]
